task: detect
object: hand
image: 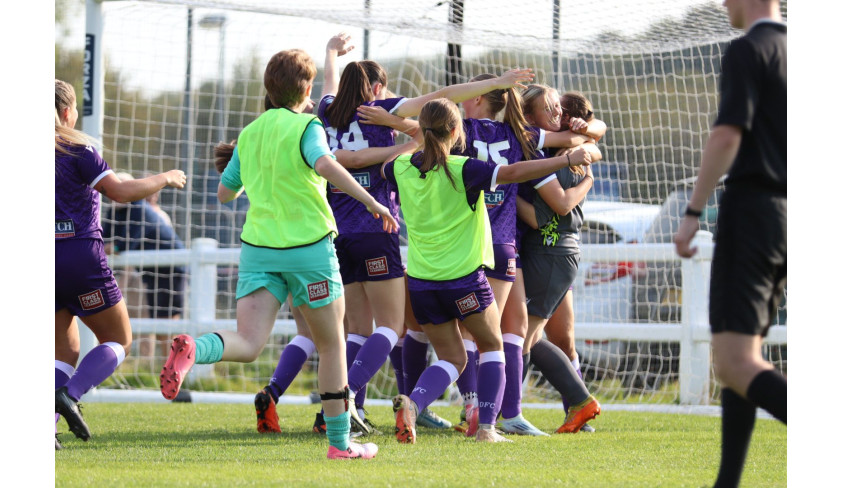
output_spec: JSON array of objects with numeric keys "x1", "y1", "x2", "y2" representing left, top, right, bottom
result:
[
  {"x1": 565, "y1": 146, "x2": 592, "y2": 167},
  {"x1": 326, "y1": 32, "x2": 354, "y2": 56},
  {"x1": 367, "y1": 202, "x2": 400, "y2": 233},
  {"x1": 303, "y1": 97, "x2": 315, "y2": 114},
  {"x1": 164, "y1": 170, "x2": 187, "y2": 189},
  {"x1": 568, "y1": 117, "x2": 588, "y2": 134},
  {"x1": 357, "y1": 105, "x2": 393, "y2": 125},
  {"x1": 496, "y1": 68, "x2": 534, "y2": 90},
  {"x1": 674, "y1": 216, "x2": 700, "y2": 258}
]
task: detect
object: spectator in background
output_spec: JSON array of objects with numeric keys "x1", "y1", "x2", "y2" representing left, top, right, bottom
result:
[{"x1": 102, "y1": 172, "x2": 186, "y2": 360}]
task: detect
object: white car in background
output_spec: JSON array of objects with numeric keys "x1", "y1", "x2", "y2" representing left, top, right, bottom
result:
[{"x1": 571, "y1": 199, "x2": 661, "y2": 376}]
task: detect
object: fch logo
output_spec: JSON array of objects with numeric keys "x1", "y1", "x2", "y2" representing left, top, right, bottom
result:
[
  {"x1": 329, "y1": 173, "x2": 371, "y2": 193},
  {"x1": 366, "y1": 257, "x2": 388, "y2": 276},
  {"x1": 79, "y1": 289, "x2": 105, "y2": 311},
  {"x1": 55, "y1": 220, "x2": 75, "y2": 238},
  {"x1": 484, "y1": 190, "x2": 505, "y2": 209},
  {"x1": 307, "y1": 280, "x2": 330, "y2": 302},
  {"x1": 456, "y1": 293, "x2": 480, "y2": 315}
]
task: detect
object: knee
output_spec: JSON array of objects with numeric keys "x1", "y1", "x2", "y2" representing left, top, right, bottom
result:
[
  {"x1": 475, "y1": 336, "x2": 503, "y2": 354},
  {"x1": 121, "y1": 338, "x2": 132, "y2": 358}
]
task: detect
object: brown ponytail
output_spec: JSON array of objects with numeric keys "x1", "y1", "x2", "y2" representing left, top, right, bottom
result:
[
  {"x1": 325, "y1": 60, "x2": 387, "y2": 129},
  {"x1": 560, "y1": 91, "x2": 594, "y2": 122},
  {"x1": 469, "y1": 74, "x2": 535, "y2": 161},
  {"x1": 417, "y1": 98, "x2": 465, "y2": 189}
]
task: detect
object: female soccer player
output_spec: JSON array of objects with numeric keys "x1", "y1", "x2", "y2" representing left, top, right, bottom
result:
[
  {"x1": 519, "y1": 88, "x2": 605, "y2": 432},
  {"x1": 514, "y1": 84, "x2": 604, "y2": 433},
  {"x1": 451, "y1": 73, "x2": 544, "y2": 437},
  {"x1": 55, "y1": 79, "x2": 186, "y2": 448},
  {"x1": 384, "y1": 98, "x2": 592, "y2": 444},
  {"x1": 316, "y1": 33, "x2": 535, "y2": 432},
  {"x1": 160, "y1": 49, "x2": 398, "y2": 459}
]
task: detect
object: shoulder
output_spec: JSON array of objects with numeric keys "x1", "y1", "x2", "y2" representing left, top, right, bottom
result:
[
  {"x1": 376, "y1": 97, "x2": 406, "y2": 112},
  {"x1": 318, "y1": 95, "x2": 334, "y2": 112}
]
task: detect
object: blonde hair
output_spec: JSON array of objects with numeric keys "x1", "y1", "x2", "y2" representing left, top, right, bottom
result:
[
  {"x1": 522, "y1": 84, "x2": 586, "y2": 176},
  {"x1": 520, "y1": 84, "x2": 558, "y2": 125},
  {"x1": 55, "y1": 79, "x2": 94, "y2": 154},
  {"x1": 417, "y1": 98, "x2": 465, "y2": 189}
]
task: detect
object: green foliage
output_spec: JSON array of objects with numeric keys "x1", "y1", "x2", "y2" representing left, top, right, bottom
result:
[{"x1": 55, "y1": 404, "x2": 786, "y2": 487}]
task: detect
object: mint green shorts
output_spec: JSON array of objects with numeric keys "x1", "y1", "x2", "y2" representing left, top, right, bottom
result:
[{"x1": 236, "y1": 237, "x2": 343, "y2": 308}]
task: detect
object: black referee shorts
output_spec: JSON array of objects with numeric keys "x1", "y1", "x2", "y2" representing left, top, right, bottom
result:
[{"x1": 709, "y1": 190, "x2": 786, "y2": 337}]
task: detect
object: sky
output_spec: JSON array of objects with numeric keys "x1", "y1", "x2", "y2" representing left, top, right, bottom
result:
[{"x1": 56, "y1": 0, "x2": 728, "y2": 95}]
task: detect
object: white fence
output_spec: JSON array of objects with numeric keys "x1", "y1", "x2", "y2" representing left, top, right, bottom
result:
[{"x1": 85, "y1": 233, "x2": 786, "y2": 406}]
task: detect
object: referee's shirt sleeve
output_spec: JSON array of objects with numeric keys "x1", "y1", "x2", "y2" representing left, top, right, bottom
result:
[{"x1": 715, "y1": 38, "x2": 758, "y2": 131}]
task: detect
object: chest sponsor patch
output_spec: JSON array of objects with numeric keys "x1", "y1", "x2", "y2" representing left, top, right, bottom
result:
[
  {"x1": 484, "y1": 190, "x2": 505, "y2": 209},
  {"x1": 455, "y1": 292, "x2": 481, "y2": 315},
  {"x1": 79, "y1": 289, "x2": 105, "y2": 311},
  {"x1": 55, "y1": 220, "x2": 75, "y2": 238},
  {"x1": 366, "y1": 256, "x2": 389, "y2": 276},
  {"x1": 506, "y1": 258, "x2": 517, "y2": 277},
  {"x1": 330, "y1": 172, "x2": 371, "y2": 193},
  {"x1": 307, "y1": 280, "x2": 330, "y2": 302}
]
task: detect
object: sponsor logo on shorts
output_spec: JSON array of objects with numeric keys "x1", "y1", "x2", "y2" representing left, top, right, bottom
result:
[
  {"x1": 484, "y1": 189, "x2": 505, "y2": 208},
  {"x1": 456, "y1": 292, "x2": 481, "y2": 315},
  {"x1": 366, "y1": 256, "x2": 389, "y2": 276},
  {"x1": 506, "y1": 258, "x2": 516, "y2": 277},
  {"x1": 307, "y1": 280, "x2": 330, "y2": 302},
  {"x1": 79, "y1": 289, "x2": 105, "y2": 310},
  {"x1": 329, "y1": 173, "x2": 371, "y2": 193},
  {"x1": 55, "y1": 220, "x2": 75, "y2": 238}
]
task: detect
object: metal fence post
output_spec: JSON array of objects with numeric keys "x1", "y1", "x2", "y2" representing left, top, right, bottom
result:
[
  {"x1": 188, "y1": 238, "x2": 219, "y2": 379},
  {"x1": 679, "y1": 231, "x2": 713, "y2": 405}
]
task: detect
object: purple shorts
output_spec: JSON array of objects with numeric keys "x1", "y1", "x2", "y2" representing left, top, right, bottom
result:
[
  {"x1": 55, "y1": 238, "x2": 123, "y2": 317},
  {"x1": 335, "y1": 232, "x2": 405, "y2": 285},
  {"x1": 485, "y1": 243, "x2": 517, "y2": 282},
  {"x1": 407, "y1": 268, "x2": 495, "y2": 325}
]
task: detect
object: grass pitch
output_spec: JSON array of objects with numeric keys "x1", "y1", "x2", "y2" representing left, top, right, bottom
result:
[{"x1": 55, "y1": 403, "x2": 786, "y2": 487}]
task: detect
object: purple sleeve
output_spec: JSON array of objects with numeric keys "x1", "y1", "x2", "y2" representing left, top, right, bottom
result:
[
  {"x1": 317, "y1": 95, "x2": 334, "y2": 124},
  {"x1": 383, "y1": 161, "x2": 396, "y2": 185},
  {"x1": 78, "y1": 146, "x2": 111, "y2": 187},
  {"x1": 374, "y1": 97, "x2": 407, "y2": 114},
  {"x1": 462, "y1": 157, "x2": 497, "y2": 192}
]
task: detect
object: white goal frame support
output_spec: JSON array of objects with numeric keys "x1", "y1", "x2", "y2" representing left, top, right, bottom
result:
[{"x1": 83, "y1": 232, "x2": 786, "y2": 406}]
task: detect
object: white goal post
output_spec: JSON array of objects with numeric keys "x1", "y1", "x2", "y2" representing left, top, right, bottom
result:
[{"x1": 78, "y1": 0, "x2": 787, "y2": 408}]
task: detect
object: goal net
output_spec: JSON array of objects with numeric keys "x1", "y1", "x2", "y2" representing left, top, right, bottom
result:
[{"x1": 79, "y1": 0, "x2": 787, "y2": 406}]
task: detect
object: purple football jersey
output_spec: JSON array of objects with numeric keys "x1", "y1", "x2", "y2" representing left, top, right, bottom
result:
[
  {"x1": 454, "y1": 119, "x2": 545, "y2": 246},
  {"x1": 55, "y1": 144, "x2": 112, "y2": 240},
  {"x1": 317, "y1": 95, "x2": 407, "y2": 235}
]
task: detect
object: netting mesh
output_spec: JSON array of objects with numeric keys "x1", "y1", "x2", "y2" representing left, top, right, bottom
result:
[{"x1": 92, "y1": 0, "x2": 787, "y2": 404}]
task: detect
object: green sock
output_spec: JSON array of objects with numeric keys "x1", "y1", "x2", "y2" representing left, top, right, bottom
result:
[
  {"x1": 194, "y1": 333, "x2": 224, "y2": 364},
  {"x1": 324, "y1": 411, "x2": 350, "y2": 451}
]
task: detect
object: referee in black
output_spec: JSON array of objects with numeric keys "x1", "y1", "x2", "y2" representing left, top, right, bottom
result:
[{"x1": 674, "y1": 0, "x2": 785, "y2": 487}]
